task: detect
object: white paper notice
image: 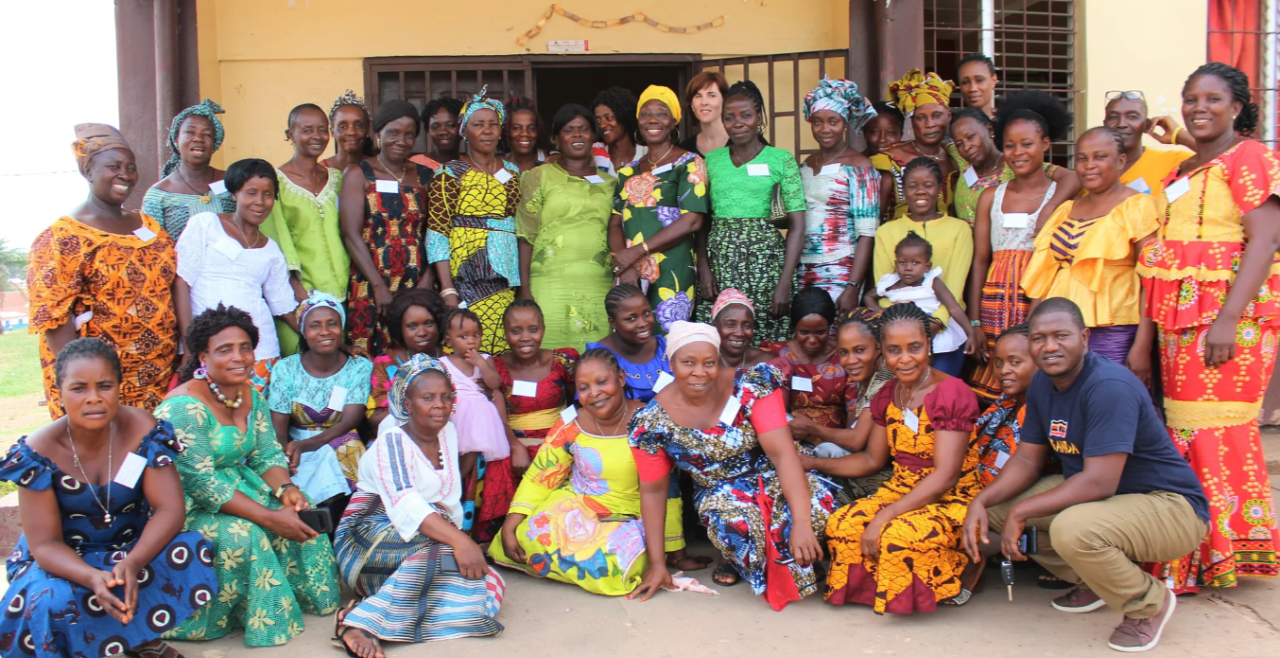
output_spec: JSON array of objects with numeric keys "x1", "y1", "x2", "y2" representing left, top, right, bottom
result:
[
  {"x1": 375, "y1": 179, "x2": 400, "y2": 194},
  {"x1": 1165, "y1": 177, "x2": 1191, "y2": 204},
  {"x1": 719, "y1": 396, "x2": 743, "y2": 425},
  {"x1": 113, "y1": 452, "x2": 149, "y2": 489},
  {"x1": 493, "y1": 169, "x2": 514, "y2": 184},
  {"x1": 326, "y1": 386, "x2": 348, "y2": 412},
  {"x1": 963, "y1": 166, "x2": 979, "y2": 187},
  {"x1": 1001, "y1": 212, "x2": 1031, "y2": 229},
  {"x1": 1126, "y1": 177, "x2": 1152, "y2": 194},
  {"x1": 746, "y1": 163, "x2": 771, "y2": 177},
  {"x1": 133, "y1": 226, "x2": 157, "y2": 242},
  {"x1": 74, "y1": 311, "x2": 93, "y2": 330},
  {"x1": 584, "y1": 175, "x2": 606, "y2": 184},
  {"x1": 560, "y1": 405, "x2": 579, "y2": 423},
  {"x1": 512, "y1": 380, "x2": 539, "y2": 398},
  {"x1": 209, "y1": 180, "x2": 228, "y2": 195},
  {"x1": 819, "y1": 163, "x2": 842, "y2": 177},
  {"x1": 653, "y1": 371, "x2": 675, "y2": 393},
  {"x1": 902, "y1": 407, "x2": 920, "y2": 433},
  {"x1": 651, "y1": 163, "x2": 673, "y2": 175},
  {"x1": 791, "y1": 376, "x2": 814, "y2": 392}
]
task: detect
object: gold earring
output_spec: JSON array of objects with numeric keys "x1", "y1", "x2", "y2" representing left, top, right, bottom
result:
[{"x1": 1232, "y1": 115, "x2": 1239, "y2": 120}]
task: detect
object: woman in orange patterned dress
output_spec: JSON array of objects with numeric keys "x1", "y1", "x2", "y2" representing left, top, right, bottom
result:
[
  {"x1": 1138, "y1": 63, "x2": 1280, "y2": 592},
  {"x1": 821, "y1": 302, "x2": 983, "y2": 614},
  {"x1": 29, "y1": 124, "x2": 178, "y2": 418}
]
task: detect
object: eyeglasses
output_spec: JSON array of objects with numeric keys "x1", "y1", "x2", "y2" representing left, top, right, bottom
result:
[{"x1": 1105, "y1": 90, "x2": 1146, "y2": 101}]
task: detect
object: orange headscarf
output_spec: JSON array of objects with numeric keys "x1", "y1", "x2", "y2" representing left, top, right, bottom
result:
[
  {"x1": 887, "y1": 68, "x2": 954, "y2": 115},
  {"x1": 72, "y1": 123, "x2": 132, "y2": 174}
]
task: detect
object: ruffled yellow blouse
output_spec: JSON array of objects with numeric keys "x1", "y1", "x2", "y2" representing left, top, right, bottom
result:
[{"x1": 1023, "y1": 194, "x2": 1160, "y2": 327}]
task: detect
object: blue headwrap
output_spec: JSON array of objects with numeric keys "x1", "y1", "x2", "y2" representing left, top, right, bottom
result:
[
  {"x1": 803, "y1": 77, "x2": 876, "y2": 135},
  {"x1": 389, "y1": 354, "x2": 455, "y2": 425},
  {"x1": 295, "y1": 290, "x2": 345, "y2": 328},
  {"x1": 163, "y1": 99, "x2": 226, "y2": 177},
  {"x1": 459, "y1": 85, "x2": 505, "y2": 134}
]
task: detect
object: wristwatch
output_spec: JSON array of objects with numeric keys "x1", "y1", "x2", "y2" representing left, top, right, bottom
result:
[
  {"x1": 274, "y1": 483, "x2": 299, "y2": 499},
  {"x1": 971, "y1": 320, "x2": 982, "y2": 327}
]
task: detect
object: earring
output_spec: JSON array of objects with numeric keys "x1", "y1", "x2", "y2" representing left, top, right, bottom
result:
[
  {"x1": 193, "y1": 363, "x2": 208, "y2": 380},
  {"x1": 1232, "y1": 115, "x2": 1239, "y2": 120}
]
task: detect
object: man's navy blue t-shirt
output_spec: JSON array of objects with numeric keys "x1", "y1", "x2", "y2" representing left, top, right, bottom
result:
[{"x1": 1022, "y1": 352, "x2": 1209, "y2": 521}]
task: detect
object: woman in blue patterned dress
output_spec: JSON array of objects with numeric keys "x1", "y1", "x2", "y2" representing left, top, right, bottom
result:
[
  {"x1": 141, "y1": 100, "x2": 235, "y2": 239},
  {"x1": 0, "y1": 338, "x2": 216, "y2": 658}
]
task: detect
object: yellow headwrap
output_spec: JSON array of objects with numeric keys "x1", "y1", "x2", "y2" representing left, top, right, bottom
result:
[
  {"x1": 887, "y1": 68, "x2": 955, "y2": 116},
  {"x1": 637, "y1": 85, "x2": 682, "y2": 124}
]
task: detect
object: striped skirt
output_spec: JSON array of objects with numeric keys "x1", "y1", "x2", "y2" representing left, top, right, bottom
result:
[
  {"x1": 334, "y1": 492, "x2": 505, "y2": 643},
  {"x1": 969, "y1": 249, "x2": 1032, "y2": 402}
]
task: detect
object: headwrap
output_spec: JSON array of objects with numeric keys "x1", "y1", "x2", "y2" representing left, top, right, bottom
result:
[
  {"x1": 637, "y1": 85, "x2": 682, "y2": 124},
  {"x1": 459, "y1": 85, "x2": 506, "y2": 134},
  {"x1": 665, "y1": 321, "x2": 721, "y2": 358},
  {"x1": 72, "y1": 123, "x2": 132, "y2": 175},
  {"x1": 295, "y1": 290, "x2": 345, "y2": 327},
  {"x1": 330, "y1": 89, "x2": 367, "y2": 118},
  {"x1": 372, "y1": 99, "x2": 422, "y2": 135},
  {"x1": 887, "y1": 68, "x2": 954, "y2": 116},
  {"x1": 711, "y1": 288, "x2": 754, "y2": 322},
  {"x1": 804, "y1": 77, "x2": 877, "y2": 134},
  {"x1": 162, "y1": 99, "x2": 225, "y2": 177},
  {"x1": 388, "y1": 353, "x2": 455, "y2": 425}
]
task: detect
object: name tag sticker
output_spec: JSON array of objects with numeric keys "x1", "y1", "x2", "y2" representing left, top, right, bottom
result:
[
  {"x1": 74, "y1": 311, "x2": 93, "y2": 330},
  {"x1": 326, "y1": 386, "x2": 348, "y2": 412},
  {"x1": 994, "y1": 451, "x2": 1011, "y2": 469},
  {"x1": 746, "y1": 163, "x2": 771, "y2": 177},
  {"x1": 113, "y1": 452, "x2": 149, "y2": 489},
  {"x1": 791, "y1": 376, "x2": 814, "y2": 392},
  {"x1": 133, "y1": 226, "x2": 157, "y2": 242},
  {"x1": 375, "y1": 179, "x2": 400, "y2": 194},
  {"x1": 209, "y1": 180, "x2": 227, "y2": 195},
  {"x1": 584, "y1": 175, "x2": 606, "y2": 184},
  {"x1": 560, "y1": 405, "x2": 579, "y2": 423},
  {"x1": 1001, "y1": 212, "x2": 1031, "y2": 229},
  {"x1": 1165, "y1": 176, "x2": 1191, "y2": 203},
  {"x1": 653, "y1": 371, "x2": 675, "y2": 393},
  {"x1": 819, "y1": 163, "x2": 842, "y2": 177},
  {"x1": 512, "y1": 380, "x2": 538, "y2": 398},
  {"x1": 963, "y1": 166, "x2": 979, "y2": 187},
  {"x1": 651, "y1": 163, "x2": 673, "y2": 175},
  {"x1": 902, "y1": 407, "x2": 920, "y2": 433},
  {"x1": 719, "y1": 396, "x2": 743, "y2": 425},
  {"x1": 493, "y1": 169, "x2": 514, "y2": 184},
  {"x1": 213, "y1": 237, "x2": 241, "y2": 261},
  {"x1": 1126, "y1": 177, "x2": 1152, "y2": 194},
  {"x1": 786, "y1": 413, "x2": 795, "y2": 422}
]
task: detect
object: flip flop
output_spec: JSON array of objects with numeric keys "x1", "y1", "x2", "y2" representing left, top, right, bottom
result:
[{"x1": 712, "y1": 562, "x2": 741, "y2": 587}]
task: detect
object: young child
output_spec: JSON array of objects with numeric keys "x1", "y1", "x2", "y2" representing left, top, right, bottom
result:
[
  {"x1": 440, "y1": 308, "x2": 529, "y2": 539},
  {"x1": 866, "y1": 232, "x2": 981, "y2": 376}
]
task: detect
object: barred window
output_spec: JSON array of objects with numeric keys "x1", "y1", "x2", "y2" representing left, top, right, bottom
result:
[{"x1": 1208, "y1": 0, "x2": 1279, "y2": 147}]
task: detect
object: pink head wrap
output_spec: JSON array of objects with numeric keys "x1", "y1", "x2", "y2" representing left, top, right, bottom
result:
[{"x1": 710, "y1": 288, "x2": 754, "y2": 322}]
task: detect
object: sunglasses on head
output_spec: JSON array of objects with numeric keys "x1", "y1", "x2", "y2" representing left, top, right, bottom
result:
[{"x1": 1105, "y1": 90, "x2": 1146, "y2": 101}]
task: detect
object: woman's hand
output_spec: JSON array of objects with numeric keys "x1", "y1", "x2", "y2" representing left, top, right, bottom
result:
[
  {"x1": 789, "y1": 524, "x2": 824, "y2": 567},
  {"x1": 452, "y1": 538, "x2": 489, "y2": 580},
  {"x1": 836, "y1": 284, "x2": 860, "y2": 313},
  {"x1": 628, "y1": 562, "x2": 673, "y2": 601},
  {"x1": 788, "y1": 415, "x2": 816, "y2": 443},
  {"x1": 771, "y1": 280, "x2": 792, "y2": 318},
  {"x1": 612, "y1": 245, "x2": 644, "y2": 276},
  {"x1": 618, "y1": 267, "x2": 640, "y2": 289},
  {"x1": 1204, "y1": 316, "x2": 1238, "y2": 367},
  {"x1": 264, "y1": 507, "x2": 319, "y2": 543},
  {"x1": 500, "y1": 518, "x2": 527, "y2": 564},
  {"x1": 442, "y1": 291, "x2": 461, "y2": 310},
  {"x1": 372, "y1": 282, "x2": 394, "y2": 312},
  {"x1": 509, "y1": 443, "x2": 532, "y2": 476},
  {"x1": 797, "y1": 453, "x2": 819, "y2": 472},
  {"x1": 965, "y1": 324, "x2": 984, "y2": 357},
  {"x1": 1126, "y1": 343, "x2": 1153, "y2": 389},
  {"x1": 283, "y1": 438, "x2": 324, "y2": 473},
  {"x1": 111, "y1": 558, "x2": 140, "y2": 621},
  {"x1": 698, "y1": 266, "x2": 718, "y2": 302},
  {"x1": 860, "y1": 513, "x2": 888, "y2": 562},
  {"x1": 88, "y1": 569, "x2": 131, "y2": 623},
  {"x1": 279, "y1": 485, "x2": 311, "y2": 512}
]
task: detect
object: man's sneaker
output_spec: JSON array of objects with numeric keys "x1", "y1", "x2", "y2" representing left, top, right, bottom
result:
[
  {"x1": 1051, "y1": 586, "x2": 1106, "y2": 613},
  {"x1": 1107, "y1": 587, "x2": 1177, "y2": 652}
]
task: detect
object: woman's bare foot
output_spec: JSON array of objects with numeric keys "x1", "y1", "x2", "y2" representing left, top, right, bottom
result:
[
  {"x1": 335, "y1": 603, "x2": 385, "y2": 658},
  {"x1": 712, "y1": 561, "x2": 741, "y2": 586},
  {"x1": 666, "y1": 549, "x2": 713, "y2": 571}
]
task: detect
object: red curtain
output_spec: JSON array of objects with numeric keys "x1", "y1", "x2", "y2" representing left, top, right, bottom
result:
[{"x1": 1208, "y1": 0, "x2": 1261, "y2": 86}]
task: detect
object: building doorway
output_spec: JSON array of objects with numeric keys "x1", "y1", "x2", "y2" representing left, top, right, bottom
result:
[{"x1": 531, "y1": 63, "x2": 688, "y2": 128}]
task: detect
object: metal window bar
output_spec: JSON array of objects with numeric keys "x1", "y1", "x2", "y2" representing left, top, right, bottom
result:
[{"x1": 1207, "y1": 0, "x2": 1280, "y2": 147}]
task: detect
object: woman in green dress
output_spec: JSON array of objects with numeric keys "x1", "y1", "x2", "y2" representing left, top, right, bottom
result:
[
  {"x1": 157, "y1": 305, "x2": 340, "y2": 646},
  {"x1": 516, "y1": 104, "x2": 615, "y2": 348},
  {"x1": 699, "y1": 80, "x2": 807, "y2": 343},
  {"x1": 608, "y1": 85, "x2": 709, "y2": 332}
]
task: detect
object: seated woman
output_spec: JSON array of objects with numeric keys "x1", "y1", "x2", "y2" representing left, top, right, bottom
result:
[
  {"x1": 0, "y1": 339, "x2": 216, "y2": 658},
  {"x1": 710, "y1": 289, "x2": 772, "y2": 373},
  {"x1": 762, "y1": 286, "x2": 856, "y2": 435},
  {"x1": 334, "y1": 355, "x2": 504, "y2": 657},
  {"x1": 972, "y1": 322, "x2": 1037, "y2": 488},
  {"x1": 489, "y1": 348, "x2": 685, "y2": 595},
  {"x1": 586, "y1": 284, "x2": 670, "y2": 403},
  {"x1": 494, "y1": 299, "x2": 579, "y2": 460},
  {"x1": 628, "y1": 322, "x2": 835, "y2": 610},
  {"x1": 367, "y1": 289, "x2": 446, "y2": 429},
  {"x1": 158, "y1": 306, "x2": 340, "y2": 645},
  {"x1": 267, "y1": 292, "x2": 373, "y2": 506},
  {"x1": 822, "y1": 302, "x2": 983, "y2": 614}
]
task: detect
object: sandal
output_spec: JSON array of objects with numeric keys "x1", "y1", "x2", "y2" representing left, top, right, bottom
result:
[
  {"x1": 941, "y1": 556, "x2": 986, "y2": 606},
  {"x1": 331, "y1": 600, "x2": 364, "y2": 658},
  {"x1": 127, "y1": 641, "x2": 183, "y2": 658},
  {"x1": 712, "y1": 562, "x2": 741, "y2": 586}
]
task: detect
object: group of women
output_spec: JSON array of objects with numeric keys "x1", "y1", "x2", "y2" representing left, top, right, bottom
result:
[{"x1": 8, "y1": 54, "x2": 1279, "y2": 658}]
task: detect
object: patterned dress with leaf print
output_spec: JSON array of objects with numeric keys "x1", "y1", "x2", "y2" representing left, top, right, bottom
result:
[
  {"x1": 613, "y1": 152, "x2": 708, "y2": 332},
  {"x1": 156, "y1": 391, "x2": 340, "y2": 646}
]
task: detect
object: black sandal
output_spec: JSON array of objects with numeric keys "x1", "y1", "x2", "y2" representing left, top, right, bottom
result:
[
  {"x1": 332, "y1": 600, "x2": 364, "y2": 658},
  {"x1": 127, "y1": 641, "x2": 183, "y2": 658},
  {"x1": 712, "y1": 561, "x2": 741, "y2": 586}
]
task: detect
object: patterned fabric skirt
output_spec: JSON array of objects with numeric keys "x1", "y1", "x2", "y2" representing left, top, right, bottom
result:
[
  {"x1": 1144, "y1": 323, "x2": 1280, "y2": 592},
  {"x1": 969, "y1": 249, "x2": 1033, "y2": 402},
  {"x1": 698, "y1": 218, "x2": 796, "y2": 343},
  {"x1": 467, "y1": 287, "x2": 515, "y2": 355},
  {"x1": 1088, "y1": 324, "x2": 1139, "y2": 365},
  {"x1": 468, "y1": 456, "x2": 518, "y2": 543},
  {"x1": 798, "y1": 255, "x2": 855, "y2": 303},
  {"x1": 334, "y1": 492, "x2": 505, "y2": 642}
]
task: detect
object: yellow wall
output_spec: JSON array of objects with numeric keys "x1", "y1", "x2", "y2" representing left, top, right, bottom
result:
[
  {"x1": 1079, "y1": 0, "x2": 1206, "y2": 138},
  {"x1": 198, "y1": 0, "x2": 851, "y2": 165}
]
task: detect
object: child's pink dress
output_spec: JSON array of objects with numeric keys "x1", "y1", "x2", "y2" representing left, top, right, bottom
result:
[{"x1": 441, "y1": 355, "x2": 511, "y2": 460}]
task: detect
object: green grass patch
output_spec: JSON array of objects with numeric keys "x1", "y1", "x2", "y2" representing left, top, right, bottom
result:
[
  {"x1": 0, "y1": 481, "x2": 14, "y2": 498},
  {"x1": 0, "y1": 331, "x2": 41, "y2": 399}
]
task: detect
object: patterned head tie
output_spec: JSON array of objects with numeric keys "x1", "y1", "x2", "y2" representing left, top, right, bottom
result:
[
  {"x1": 72, "y1": 123, "x2": 132, "y2": 175},
  {"x1": 295, "y1": 290, "x2": 345, "y2": 328},
  {"x1": 804, "y1": 77, "x2": 877, "y2": 134},
  {"x1": 887, "y1": 68, "x2": 954, "y2": 116},
  {"x1": 711, "y1": 288, "x2": 754, "y2": 322},
  {"x1": 459, "y1": 85, "x2": 506, "y2": 134},
  {"x1": 330, "y1": 89, "x2": 367, "y2": 118},
  {"x1": 389, "y1": 353, "x2": 455, "y2": 425},
  {"x1": 637, "y1": 85, "x2": 682, "y2": 124},
  {"x1": 665, "y1": 321, "x2": 722, "y2": 359},
  {"x1": 163, "y1": 98, "x2": 226, "y2": 177}
]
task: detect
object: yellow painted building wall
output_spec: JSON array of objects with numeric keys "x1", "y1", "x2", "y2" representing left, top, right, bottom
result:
[{"x1": 197, "y1": 0, "x2": 851, "y2": 166}]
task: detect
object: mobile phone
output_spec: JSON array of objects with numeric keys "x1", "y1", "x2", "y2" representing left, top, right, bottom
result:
[
  {"x1": 440, "y1": 554, "x2": 460, "y2": 573},
  {"x1": 298, "y1": 508, "x2": 334, "y2": 535},
  {"x1": 1017, "y1": 526, "x2": 1038, "y2": 555},
  {"x1": 599, "y1": 514, "x2": 638, "y2": 523}
]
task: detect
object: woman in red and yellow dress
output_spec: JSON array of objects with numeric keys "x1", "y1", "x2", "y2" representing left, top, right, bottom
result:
[
  {"x1": 1138, "y1": 63, "x2": 1280, "y2": 592},
  {"x1": 494, "y1": 299, "x2": 579, "y2": 461}
]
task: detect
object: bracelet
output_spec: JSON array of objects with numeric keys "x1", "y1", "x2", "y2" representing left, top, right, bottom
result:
[
  {"x1": 640, "y1": 240, "x2": 650, "y2": 254},
  {"x1": 970, "y1": 319, "x2": 982, "y2": 327},
  {"x1": 1170, "y1": 126, "x2": 1183, "y2": 143},
  {"x1": 274, "y1": 483, "x2": 298, "y2": 499},
  {"x1": 440, "y1": 288, "x2": 459, "y2": 298}
]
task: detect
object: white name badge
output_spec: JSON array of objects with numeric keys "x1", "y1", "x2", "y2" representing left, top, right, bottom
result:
[
  {"x1": 209, "y1": 180, "x2": 227, "y2": 195},
  {"x1": 651, "y1": 163, "x2": 673, "y2": 175},
  {"x1": 584, "y1": 175, "x2": 606, "y2": 184},
  {"x1": 1001, "y1": 212, "x2": 1031, "y2": 229},
  {"x1": 994, "y1": 450, "x2": 1011, "y2": 469},
  {"x1": 213, "y1": 237, "x2": 242, "y2": 261},
  {"x1": 493, "y1": 169, "x2": 514, "y2": 184},
  {"x1": 1126, "y1": 177, "x2": 1152, "y2": 194},
  {"x1": 560, "y1": 405, "x2": 579, "y2": 423},
  {"x1": 512, "y1": 380, "x2": 538, "y2": 398},
  {"x1": 786, "y1": 413, "x2": 795, "y2": 422},
  {"x1": 718, "y1": 396, "x2": 743, "y2": 425},
  {"x1": 375, "y1": 179, "x2": 400, "y2": 194},
  {"x1": 326, "y1": 386, "x2": 348, "y2": 412},
  {"x1": 902, "y1": 407, "x2": 920, "y2": 433},
  {"x1": 653, "y1": 371, "x2": 675, "y2": 393},
  {"x1": 1165, "y1": 176, "x2": 1191, "y2": 204},
  {"x1": 73, "y1": 311, "x2": 93, "y2": 330},
  {"x1": 819, "y1": 163, "x2": 842, "y2": 177},
  {"x1": 791, "y1": 376, "x2": 814, "y2": 392},
  {"x1": 963, "y1": 166, "x2": 979, "y2": 187},
  {"x1": 746, "y1": 163, "x2": 771, "y2": 177},
  {"x1": 132, "y1": 226, "x2": 157, "y2": 242},
  {"x1": 113, "y1": 452, "x2": 149, "y2": 489}
]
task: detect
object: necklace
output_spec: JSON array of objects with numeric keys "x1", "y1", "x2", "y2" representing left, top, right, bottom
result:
[
  {"x1": 207, "y1": 378, "x2": 244, "y2": 409},
  {"x1": 894, "y1": 366, "x2": 932, "y2": 411},
  {"x1": 730, "y1": 144, "x2": 764, "y2": 168},
  {"x1": 67, "y1": 423, "x2": 114, "y2": 524},
  {"x1": 720, "y1": 349, "x2": 747, "y2": 371},
  {"x1": 912, "y1": 142, "x2": 947, "y2": 161},
  {"x1": 975, "y1": 156, "x2": 1003, "y2": 178},
  {"x1": 378, "y1": 154, "x2": 406, "y2": 187},
  {"x1": 1010, "y1": 185, "x2": 1047, "y2": 201},
  {"x1": 647, "y1": 144, "x2": 675, "y2": 170},
  {"x1": 176, "y1": 167, "x2": 212, "y2": 203},
  {"x1": 227, "y1": 216, "x2": 263, "y2": 249},
  {"x1": 591, "y1": 404, "x2": 630, "y2": 437},
  {"x1": 817, "y1": 144, "x2": 849, "y2": 169}
]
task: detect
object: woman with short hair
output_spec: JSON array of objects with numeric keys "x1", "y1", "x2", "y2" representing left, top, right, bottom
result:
[{"x1": 680, "y1": 71, "x2": 730, "y2": 156}]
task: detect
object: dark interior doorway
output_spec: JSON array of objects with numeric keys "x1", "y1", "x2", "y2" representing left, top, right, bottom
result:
[{"x1": 532, "y1": 64, "x2": 689, "y2": 129}]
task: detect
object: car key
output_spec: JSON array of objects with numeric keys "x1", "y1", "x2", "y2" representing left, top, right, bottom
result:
[{"x1": 1001, "y1": 560, "x2": 1015, "y2": 601}]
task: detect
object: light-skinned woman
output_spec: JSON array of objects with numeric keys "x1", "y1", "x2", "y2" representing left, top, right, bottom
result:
[{"x1": 679, "y1": 71, "x2": 730, "y2": 156}]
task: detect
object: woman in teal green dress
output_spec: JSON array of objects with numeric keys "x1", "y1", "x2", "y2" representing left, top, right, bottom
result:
[
  {"x1": 608, "y1": 85, "x2": 709, "y2": 332},
  {"x1": 517, "y1": 104, "x2": 615, "y2": 347},
  {"x1": 699, "y1": 81, "x2": 807, "y2": 342},
  {"x1": 157, "y1": 305, "x2": 340, "y2": 646}
]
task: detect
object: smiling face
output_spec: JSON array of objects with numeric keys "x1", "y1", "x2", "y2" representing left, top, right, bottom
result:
[
  {"x1": 406, "y1": 371, "x2": 453, "y2": 434},
  {"x1": 507, "y1": 109, "x2": 538, "y2": 156},
  {"x1": 638, "y1": 99, "x2": 676, "y2": 147},
  {"x1": 714, "y1": 306, "x2": 756, "y2": 360},
  {"x1": 378, "y1": 116, "x2": 419, "y2": 162},
  {"x1": 808, "y1": 109, "x2": 847, "y2": 150},
  {"x1": 1182, "y1": 73, "x2": 1242, "y2": 144},
  {"x1": 301, "y1": 307, "x2": 343, "y2": 355},
  {"x1": 993, "y1": 333, "x2": 1036, "y2": 398},
  {"x1": 894, "y1": 244, "x2": 931, "y2": 286},
  {"x1": 881, "y1": 320, "x2": 930, "y2": 384},
  {"x1": 428, "y1": 108, "x2": 460, "y2": 154},
  {"x1": 1002, "y1": 119, "x2": 1050, "y2": 177},
  {"x1": 1074, "y1": 131, "x2": 1126, "y2": 195},
  {"x1": 233, "y1": 176, "x2": 277, "y2": 227},
  {"x1": 903, "y1": 166, "x2": 941, "y2": 215},
  {"x1": 400, "y1": 305, "x2": 439, "y2": 355},
  {"x1": 837, "y1": 322, "x2": 879, "y2": 385},
  {"x1": 85, "y1": 148, "x2": 138, "y2": 205},
  {"x1": 1103, "y1": 97, "x2": 1149, "y2": 153},
  {"x1": 608, "y1": 294, "x2": 655, "y2": 347},
  {"x1": 910, "y1": 103, "x2": 951, "y2": 147},
  {"x1": 60, "y1": 356, "x2": 119, "y2": 431},
  {"x1": 444, "y1": 315, "x2": 482, "y2": 355},
  {"x1": 958, "y1": 61, "x2": 997, "y2": 110},
  {"x1": 503, "y1": 306, "x2": 544, "y2": 360},
  {"x1": 594, "y1": 104, "x2": 625, "y2": 146},
  {"x1": 1028, "y1": 312, "x2": 1087, "y2": 379},
  {"x1": 863, "y1": 114, "x2": 902, "y2": 156},
  {"x1": 331, "y1": 105, "x2": 369, "y2": 157},
  {"x1": 950, "y1": 116, "x2": 995, "y2": 167},
  {"x1": 288, "y1": 106, "x2": 330, "y2": 159},
  {"x1": 723, "y1": 96, "x2": 762, "y2": 147},
  {"x1": 691, "y1": 83, "x2": 724, "y2": 125},
  {"x1": 671, "y1": 342, "x2": 720, "y2": 400},
  {"x1": 555, "y1": 115, "x2": 594, "y2": 161},
  {"x1": 464, "y1": 108, "x2": 501, "y2": 157},
  {"x1": 200, "y1": 326, "x2": 255, "y2": 386},
  {"x1": 575, "y1": 357, "x2": 627, "y2": 422},
  {"x1": 178, "y1": 115, "x2": 215, "y2": 166},
  {"x1": 794, "y1": 315, "x2": 831, "y2": 359}
]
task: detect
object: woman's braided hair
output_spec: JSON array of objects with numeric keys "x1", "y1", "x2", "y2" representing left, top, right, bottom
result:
[
  {"x1": 1185, "y1": 62, "x2": 1260, "y2": 136},
  {"x1": 876, "y1": 301, "x2": 933, "y2": 343}
]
